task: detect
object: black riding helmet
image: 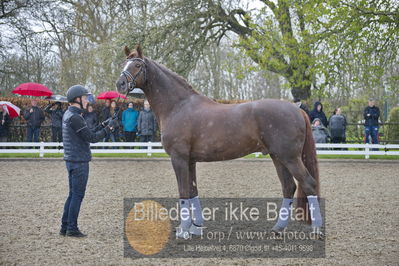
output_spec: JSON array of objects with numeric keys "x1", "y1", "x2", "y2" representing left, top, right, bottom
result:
[
  {"x1": 67, "y1": 85, "x2": 89, "y2": 102},
  {"x1": 67, "y1": 85, "x2": 89, "y2": 109}
]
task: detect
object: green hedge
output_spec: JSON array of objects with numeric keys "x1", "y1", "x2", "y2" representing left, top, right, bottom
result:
[{"x1": 386, "y1": 107, "x2": 399, "y2": 143}]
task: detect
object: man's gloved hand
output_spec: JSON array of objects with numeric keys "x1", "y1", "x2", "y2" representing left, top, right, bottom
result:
[
  {"x1": 108, "y1": 117, "x2": 119, "y2": 132},
  {"x1": 101, "y1": 117, "x2": 112, "y2": 127}
]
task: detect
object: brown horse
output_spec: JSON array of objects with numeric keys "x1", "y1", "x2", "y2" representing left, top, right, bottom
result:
[{"x1": 116, "y1": 45, "x2": 322, "y2": 239}]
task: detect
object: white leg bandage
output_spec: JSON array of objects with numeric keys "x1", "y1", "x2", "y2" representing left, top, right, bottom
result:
[
  {"x1": 273, "y1": 198, "x2": 293, "y2": 230},
  {"x1": 176, "y1": 199, "x2": 191, "y2": 239},
  {"x1": 189, "y1": 196, "x2": 203, "y2": 226},
  {"x1": 307, "y1": 195, "x2": 323, "y2": 228}
]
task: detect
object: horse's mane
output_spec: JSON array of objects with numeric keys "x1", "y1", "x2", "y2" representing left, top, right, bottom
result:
[
  {"x1": 127, "y1": 48, "x2": 199, "y2": 95},
  {"x1": 148, "y1": 58, "x2": 199, "y2": 95}
]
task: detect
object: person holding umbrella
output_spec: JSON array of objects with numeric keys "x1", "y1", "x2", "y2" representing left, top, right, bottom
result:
[
  {"x1": 101, "y1": 99, "x2": 112, "y2": 122},
  {"x1": 0, "y1": 104, "x2": 11, "y2": 142},
  {"x1": 60, "y1": 85, "x2": 118, "y2": 238},
  {"x1": 12, "y1": 82, "x2": 52, "y2": 142},
  {"x1": 44, "y1": 102, "x2": 64, "y2": 142},
  {"x1": 97, "y1": 91, "x2": 127, "y2": 122},
  {"x1": 23, "y1": 99, "x2": 45, "y2": 142}
]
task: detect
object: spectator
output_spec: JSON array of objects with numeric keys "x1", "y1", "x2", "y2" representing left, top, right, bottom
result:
[
  {"x1": 122, "y1": 102, "x2": 139, "y2": 142},
  {"x1": 23, "y1": 99, "x2": 45, "y2": 142},
  {"x1": 0, "y1": 104, "x2": 11, "y2": 142},
  {"x1": 310, "y1": 101, "x2": 328, "y2": 128},
  {"x1": 102, "y1": 100, "x2": 114, "y2": 143},
  {"x1": 83, "y1": 105, "x2": 98, "y2": 130},
  {"x1": 293, "y1": 98, "x2": 311, "y2": 121},
  {"x1": 138, "y1": 100, "x2": 157, "y2": 144},
  {"x1": 312, "y1": 118, "x2": 330, "y2": 144},
  {"x1": 44, "y1": 102, "x2": 64, "y2": 142},
  {"x1": 364, "y1": 98, "x2": 380, "y2": 144},
  {"x1": 109, "y1": 100, "x2": 121, "y2": 143},
  {"x1": 101, "y1": 99, "x2": 111, "y2": 122},
  {"x1": 329, "y1": 107, "x2": 347, "y2": 144}
]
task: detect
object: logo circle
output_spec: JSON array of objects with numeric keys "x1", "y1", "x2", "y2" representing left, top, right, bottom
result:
[{"x1": 125, "y1": 200, "x2": 171, "y2": 255}]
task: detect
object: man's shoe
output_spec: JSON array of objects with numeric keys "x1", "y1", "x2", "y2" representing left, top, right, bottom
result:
[
  {"x1": 59, "y1": 229, "x2": 67, "y2": 236},
  {"x1": 66, "y1": 230, "x2": 87, "y2": 238}
]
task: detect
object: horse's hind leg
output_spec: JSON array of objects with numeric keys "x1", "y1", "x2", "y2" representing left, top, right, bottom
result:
[
  {"x1": 282, "y1": 157, "x2": 323, "y2": 231},
  {"x1": 270, "y1": 155, "x2": 296, "y2": 232}
]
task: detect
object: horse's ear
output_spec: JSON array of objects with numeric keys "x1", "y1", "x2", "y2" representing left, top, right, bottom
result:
[
  {"x1": 124, "y1": 46, "x2": 131, "y2": 57},
  {"x1": 136, "y1": 44, "x2": 143, "y2": 58}
]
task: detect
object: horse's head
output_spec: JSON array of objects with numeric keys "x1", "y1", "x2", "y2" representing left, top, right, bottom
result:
[{"x1": 116, "y1": 45, "x2": 147, "y2": 95}]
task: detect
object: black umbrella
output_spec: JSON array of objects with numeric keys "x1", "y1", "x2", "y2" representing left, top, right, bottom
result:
[
  {"x1": 129, "y1": 88, "x2": 145, "y2": 99},
  {"x1": 45, "y1": 94, "x2": 68, "y2": 103}
]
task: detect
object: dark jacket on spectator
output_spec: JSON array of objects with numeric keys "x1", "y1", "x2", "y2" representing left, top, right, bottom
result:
[
  {"x1": 329, "y1": 114, "x2": 346, "y2": 139},
  {"x1": 83, "y1": 111, "x2": 98, "y2": 130},
  {"x1": 109, "y1": 107, "x2": 122, "y2": 130},
  {"x1": 294, "y1": 100, "x2": 311, "y2": 121},
  {"x1": 23, "y1": 106, "x2": 45, "y2": 128},
  {"x1": 0, "y1": 111, "x2": 11, "y2": 138},
  {"x1": 312, "y1": 118, "x2": 330, "y2": 143},
  {"x1": 138, "y1": 109, "x2": 157, "y2": 136},
  {"x1": 101, "y1": 106, "x2": 111, "y2": 122},
  {"x1": 299, "y1": 103, "x2": 310, "y2": 119},
  {"x1": 310, "y1": 101, "x2": 328, "y2": 128},
  {"x1": 363, "y1": 106, "x2": 380, "y2": 127},
  {"x1": 44, "y1": 103, "x2": 64, "y2": 128}
]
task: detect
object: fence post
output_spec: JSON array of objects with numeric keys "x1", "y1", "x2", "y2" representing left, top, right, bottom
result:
[
  {"x1": 39, "y1": 142, "x2": 45, "y2": 158},
  {"x1": 365, "y1": 143, "x2": 370, "y2": 159},
  {"x1": 147, "y1": 141, "x2": 152, "y2": 157}
]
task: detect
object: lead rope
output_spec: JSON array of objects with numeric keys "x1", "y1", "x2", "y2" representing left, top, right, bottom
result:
[{"x1": 112, "y1": 89, "x2": 129, "y2": 121}]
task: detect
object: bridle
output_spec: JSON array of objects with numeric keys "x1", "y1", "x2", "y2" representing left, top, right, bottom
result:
[
  {"x1": 120, "y1": 58, "x2": 147, "y2": 93},
  {"x1": 109, "y1": 57, "x2": 147, "y2": 123}
]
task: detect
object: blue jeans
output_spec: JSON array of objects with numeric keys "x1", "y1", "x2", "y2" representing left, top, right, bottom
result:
[
  {"x1": 365, "y1": 126, "x2": 379, "y2": 144},
  {"x1": 61, "y1": 162, "x2": 89, "y2": 231},
  {"x1": 26, "y1": 126, "x2": 40, "y2": 142}
]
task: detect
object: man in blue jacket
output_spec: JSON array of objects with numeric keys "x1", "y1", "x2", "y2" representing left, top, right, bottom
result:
[
  {"x1": 122, "y1": 102, "x2": 139, "y2": 142},
  {"x1": 364, "y1": 98, "x2": 380, "y2": 144},
  {"x1": 60, "y1": 85, "x2": 118, "y2": 237}
]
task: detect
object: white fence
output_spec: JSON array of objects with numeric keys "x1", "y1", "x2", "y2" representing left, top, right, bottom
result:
[{"x1": 0, "y1": 142, "x2": 398, "y2": 159}]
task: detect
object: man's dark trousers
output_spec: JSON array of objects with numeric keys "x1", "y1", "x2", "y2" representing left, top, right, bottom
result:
[
  {"x1": 27, "y1": 126, "x2": 40, "y2": 142},
  {"x1": 51, "y1": 126, "x2": 63, "y2": 142},
  {"x1": 61, "y1": 161, "x2": 89, "y2": 232}
]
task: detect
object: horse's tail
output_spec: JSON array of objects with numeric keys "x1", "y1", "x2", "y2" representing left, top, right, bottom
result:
[{"x1": 297, "y1": 110, "x2": 320, "y2": 223}]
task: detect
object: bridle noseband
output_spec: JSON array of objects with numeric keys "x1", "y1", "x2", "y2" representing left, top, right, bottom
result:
[{"x1": 120, "y1": 58, "x2": 147, "y2": 93}]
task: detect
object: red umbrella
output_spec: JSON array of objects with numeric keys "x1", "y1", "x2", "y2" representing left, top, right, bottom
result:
[
  {"x1": 97, "y1": 91, "x2": 127, "y2": 100},
  {"x1": 12, "y1": 82, "x2": 53, "y2": 97},
  {"x1": 0, "y1": 101, "x2": 21, "y2": 118}
]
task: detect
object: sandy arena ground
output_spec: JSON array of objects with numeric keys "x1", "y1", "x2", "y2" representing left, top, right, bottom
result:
[{"x1": 0, "y1": 158, "x2": 398, "y2": 265}]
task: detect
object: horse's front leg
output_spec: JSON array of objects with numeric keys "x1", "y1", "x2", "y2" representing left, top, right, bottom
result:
[
  {"x1": 171, "y1": 154, "x2": 192, "y2": 239},
  {"x1": 188, "y1": 160, "x2": 204, "y2": 236}
]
